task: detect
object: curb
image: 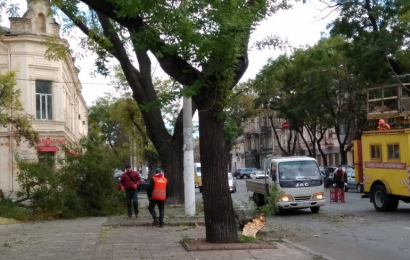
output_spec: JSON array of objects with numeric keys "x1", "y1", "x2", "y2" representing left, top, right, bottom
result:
[
  {"x1": 282, "y1": 239, "x2": 335, "y2": 260},
  {"x1": 0, "y1": 217, "x2": 22, "y2": 225},
  {"x1": 102, "y1": 221, "x2": 205, "y2": 227},
  {"x1": 181, "y1": 239, "x2": 276, "y2": 252}
]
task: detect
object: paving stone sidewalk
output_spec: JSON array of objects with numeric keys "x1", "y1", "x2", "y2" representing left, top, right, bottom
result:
[{"x1": 0, "y1": 214, "x2": 333, "y2": 260}]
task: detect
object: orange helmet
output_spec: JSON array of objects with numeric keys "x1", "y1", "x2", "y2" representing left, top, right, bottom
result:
[{"x1": 378, "y1": 119, "x2": 385, "y2": 125}]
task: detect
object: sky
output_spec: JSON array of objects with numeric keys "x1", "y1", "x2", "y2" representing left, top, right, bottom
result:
[{"x1": 1, "y1": 0, "x2": 338, "y2": 106}]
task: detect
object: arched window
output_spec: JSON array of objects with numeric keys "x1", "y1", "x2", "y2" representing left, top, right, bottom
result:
[{"x1": 37, "y1": 13, "x2": 46, "y2": 32}]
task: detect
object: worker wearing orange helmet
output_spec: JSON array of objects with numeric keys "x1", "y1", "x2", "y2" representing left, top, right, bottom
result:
[{"x1": 377, "y1": 119, "x2": 391, "y2": 130}]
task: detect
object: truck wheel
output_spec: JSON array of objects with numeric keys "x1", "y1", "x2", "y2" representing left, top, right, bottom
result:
[
  {"x1": 387, "y1": 198, "x2": 399, "y2": 212},
  {"x1": 372, "y1": 185, "x2": 394, "y2": 212},
  {"x1": 310, "y1": 207, "x2": 320, "y2": 213}
]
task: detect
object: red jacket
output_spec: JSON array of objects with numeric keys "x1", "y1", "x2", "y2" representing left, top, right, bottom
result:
[{"x1": 120, "y1": 171, "x2": 141, "y2": 190}]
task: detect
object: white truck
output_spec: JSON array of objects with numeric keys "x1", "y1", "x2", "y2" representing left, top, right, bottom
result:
[{"x1": 246, "y1": 156, "x2": 326, "y2": 213}]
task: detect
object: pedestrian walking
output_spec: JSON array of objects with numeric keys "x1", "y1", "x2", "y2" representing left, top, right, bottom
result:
[
  {"x1": 147, "y1": 168, "x2": 168, "y2": 228},
  {"x1": 119, "y1": 165, "x2": 141, "y2": 219},
  {"x1": 333, "y1": 165, "x2": 347, "y2": 202}
]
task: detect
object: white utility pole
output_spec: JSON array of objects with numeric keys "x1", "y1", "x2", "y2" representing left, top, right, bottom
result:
[{"x1": 183, "y1": 96, "x2": 196, "y2": 216}]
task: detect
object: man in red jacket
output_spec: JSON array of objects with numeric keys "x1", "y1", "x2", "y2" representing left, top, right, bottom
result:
[{"x1": 119, "y1": 165, "x2": 141, "y2": 219}]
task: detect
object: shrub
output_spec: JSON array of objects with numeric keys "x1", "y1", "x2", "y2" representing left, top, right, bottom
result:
[
  {"x1": 0, "y1": 197, "x2": 28, "y2": 221},
  {"x1": 257, "y1": 184, "x2": 282, "y2": 216},
  {"x1": 14, "y1": 133, "x2": 125, "y2": 220}
]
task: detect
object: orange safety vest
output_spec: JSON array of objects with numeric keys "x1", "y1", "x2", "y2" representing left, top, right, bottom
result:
[{"x1": 151, "y1": 176, "x2": 168, "y2": 201}]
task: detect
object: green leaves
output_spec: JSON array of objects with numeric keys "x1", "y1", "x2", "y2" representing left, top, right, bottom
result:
[
  {"x1": 253, "y1": 36, "x2": 367, "y2": 159},
  {"x1": 14, "y1": 133, "x2": 123, "y2": 219},
  {"x1": 43, "y1": 37, "x2": 72, "y2": 61},
  {"x1": 0, "y1": 71, "x2": 38, "y2": 146},
  {"x1": 329, "y1": 0, "x2": 410, "y2": 83}
]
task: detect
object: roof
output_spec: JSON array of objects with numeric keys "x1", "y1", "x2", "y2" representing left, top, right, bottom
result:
[{"x1": 267, "y1": 156, "x2": 318, "y2": 163}]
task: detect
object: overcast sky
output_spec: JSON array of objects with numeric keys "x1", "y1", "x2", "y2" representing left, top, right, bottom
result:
[{"x1": 2, "y1": 0, "x2": 338, "y2": 106}]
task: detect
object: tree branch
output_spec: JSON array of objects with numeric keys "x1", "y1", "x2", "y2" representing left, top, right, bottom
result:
[
  {"x1": 78, "y1": 0, "x2": 202, "y2": 86},
  {"x1": 364, "y1": 0, "x2": 379, "y2": 32}
]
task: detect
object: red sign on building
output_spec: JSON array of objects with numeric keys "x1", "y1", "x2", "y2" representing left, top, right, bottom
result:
[{"x1": 38, "y1": 137, "x2": 65, "y2": 146}]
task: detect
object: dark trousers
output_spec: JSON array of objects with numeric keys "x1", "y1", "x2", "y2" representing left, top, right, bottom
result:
[
  {"x1": 125, "y1": 189, "x2": 139, "y2": 217},
  {"x1": 149, "y1": 200, "x2": 165, "y2": 223}
]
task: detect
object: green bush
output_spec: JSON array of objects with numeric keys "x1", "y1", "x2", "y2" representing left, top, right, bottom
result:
[
  {"x1": 14, "y1": 132, "x2": 125, "y2": 220},
  {"x1": 257, "y1": 184, "x2": 282, "y2": 216},
  {"x1": 0, "y1": 197, "x2": 28, "y2": 221}
]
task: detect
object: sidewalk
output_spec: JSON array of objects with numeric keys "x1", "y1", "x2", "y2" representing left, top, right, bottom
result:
[{"x1": 0, "y1": 214, "x2": 335, "y2": 260}]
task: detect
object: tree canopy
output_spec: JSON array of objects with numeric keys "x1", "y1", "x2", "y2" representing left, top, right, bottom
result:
[{"x1": 253, "y1": 36, "x2": 367, "y2": 164}]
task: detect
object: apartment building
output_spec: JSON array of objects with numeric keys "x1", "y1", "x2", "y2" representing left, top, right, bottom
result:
[{"x1": 234, "y1": 114, "x2": 354, "y2": 171}]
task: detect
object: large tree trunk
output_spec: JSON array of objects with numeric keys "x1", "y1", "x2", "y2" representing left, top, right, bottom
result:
[
  {"x1": 196, "y1": 89, "x2": 238, "y2": 243},
  {"x1": 340, "y1": 146, "x2": 348, "y2": 165}
]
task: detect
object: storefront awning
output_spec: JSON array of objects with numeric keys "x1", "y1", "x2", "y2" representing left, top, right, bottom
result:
[{"x1": 37, "y1": 146, "x2": 59, "y2": 152}]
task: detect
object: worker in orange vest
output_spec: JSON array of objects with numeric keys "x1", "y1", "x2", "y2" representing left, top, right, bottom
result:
[
  {"x1": 147, "y1": 168, "x2": 168, "y2": 228},
  {"x1": 377, "y1": 119, "x2": 391, "y2": 130}
]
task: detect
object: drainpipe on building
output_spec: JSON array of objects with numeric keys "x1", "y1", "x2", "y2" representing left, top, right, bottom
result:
[{"x1": 0, "y1": 41, "x2": 13, "y2": 194}]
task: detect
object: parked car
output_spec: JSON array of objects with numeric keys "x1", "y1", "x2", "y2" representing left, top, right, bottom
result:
[
  {"x1": 323, "y1": 166, "x2": 337, "y2": 187},
  {"x1": 228, "y1": 172, "x2": 237, "y2": 193},
  {"x1": 233, "y1": 168, "x2": 243, "y2": 178},
  {"x1": 319, "y1": 166, "x2": 326, "y2": 181},
  {"x1": 344, "y1": 166, "x2": 358, "y2": 192},
  {"x1": 250, "y1": 170, "x2": 267, "y2": 179},
  {"x1": 137, "y1": 177, "x2": 149, "y2": 193},
  {"x1": 236, "y1": 168, "x2": 260, "y2": 179}
]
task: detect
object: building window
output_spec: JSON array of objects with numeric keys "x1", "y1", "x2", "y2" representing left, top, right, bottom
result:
[
  {"x1": 387, "y1": 144, "x2": 400, "y2": 160},
  {"x1": 370, "y1": 144, "x2": 381, "y2": 161},
  {"x1": 36, "y1": 80, "x2": 52, "y2": 120}
]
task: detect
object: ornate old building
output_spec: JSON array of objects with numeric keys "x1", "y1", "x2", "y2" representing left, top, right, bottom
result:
[{"x1": 0, "y1": 0, "x2": 88, "y2": 195}]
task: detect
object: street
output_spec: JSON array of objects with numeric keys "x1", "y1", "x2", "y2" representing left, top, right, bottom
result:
[{"x1": 197, "y1": 179, "x2": 410, "y2": 260}]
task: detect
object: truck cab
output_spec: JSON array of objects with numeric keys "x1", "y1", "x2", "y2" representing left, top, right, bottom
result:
[{"x1": 246, "y1": 156, "x2": 326, "y2": 213}]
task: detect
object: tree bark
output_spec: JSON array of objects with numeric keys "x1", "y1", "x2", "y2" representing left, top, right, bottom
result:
[{"x1": 195, "y1": 87, "x2": 238, "y2": 243}]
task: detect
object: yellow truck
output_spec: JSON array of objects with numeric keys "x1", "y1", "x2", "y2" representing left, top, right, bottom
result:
[
  {"x1": 194, "y1": 163, "x2": 202, "y2": 193},
  {"x1": 353, "y1": 84, "x2": 410, "y2": 212}
]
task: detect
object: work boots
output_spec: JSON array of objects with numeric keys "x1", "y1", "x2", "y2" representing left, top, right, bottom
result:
[{"x1": 152, "y1": 217, "x2": 159, "y2": 226}]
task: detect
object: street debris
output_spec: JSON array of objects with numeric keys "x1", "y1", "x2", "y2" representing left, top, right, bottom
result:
[{"x1": 242, "y1": 213, "x2": 266, "y2": 238}]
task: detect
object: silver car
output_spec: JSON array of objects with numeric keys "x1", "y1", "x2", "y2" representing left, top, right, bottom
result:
[
  {"x1": 250, "y1": 169, "x2": 267, "y2": 179},
  {"x1": 228, "y1": 172, "x2": 237, "y2": 193}
]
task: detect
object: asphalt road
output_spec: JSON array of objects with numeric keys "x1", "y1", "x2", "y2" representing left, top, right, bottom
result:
[{"x1": 216, "y1": 179, "x2": 410, "y2": 260}]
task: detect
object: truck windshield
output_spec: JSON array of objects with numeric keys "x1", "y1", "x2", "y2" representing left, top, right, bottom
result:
[{"x1": 278, "y1": 161, "x2": 321, "y2": 181}]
